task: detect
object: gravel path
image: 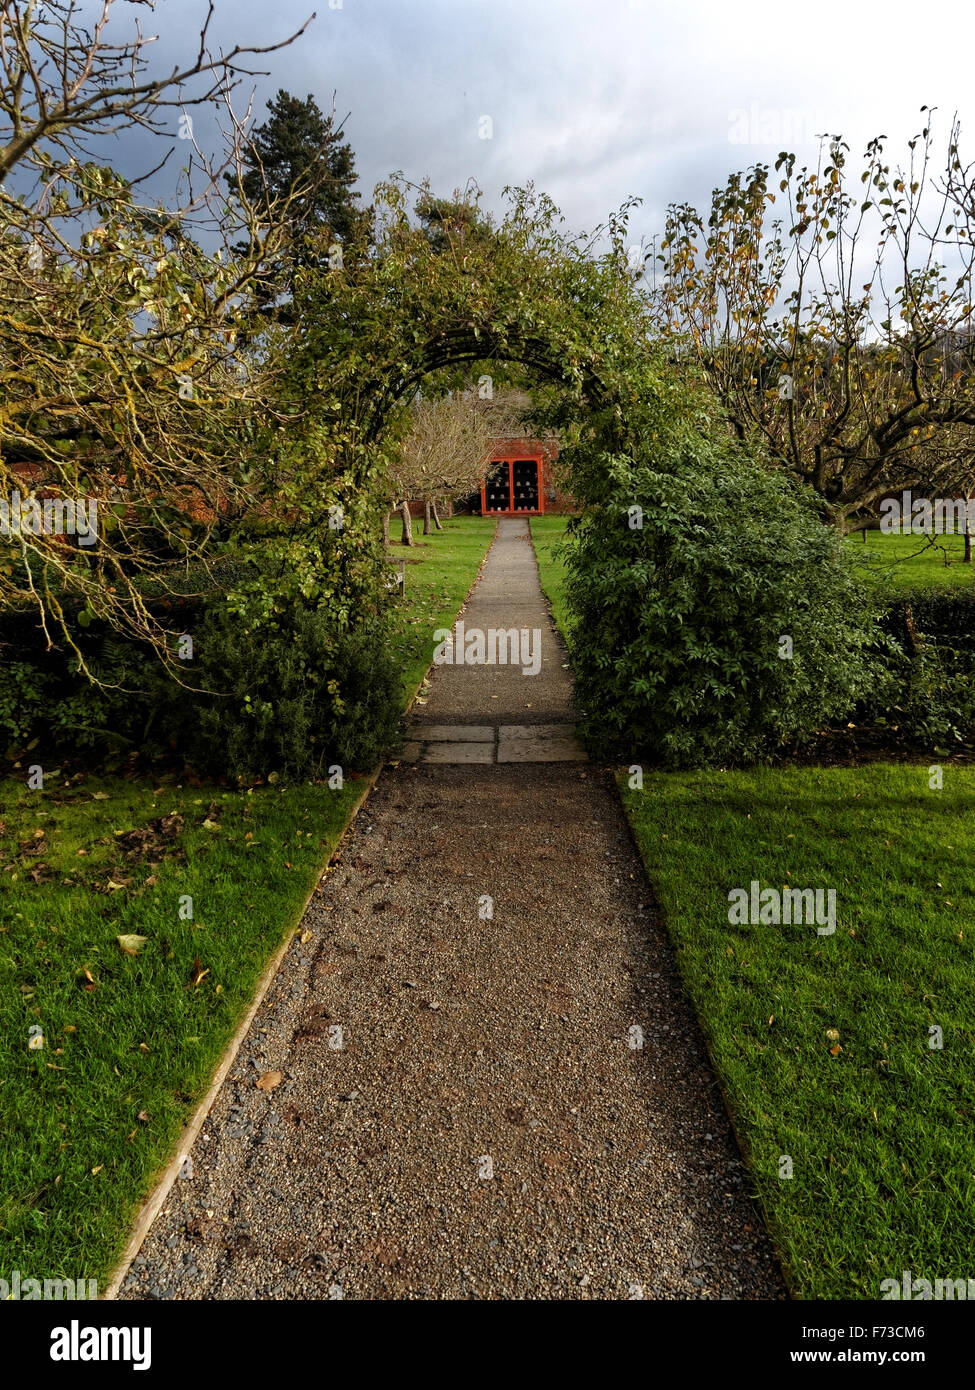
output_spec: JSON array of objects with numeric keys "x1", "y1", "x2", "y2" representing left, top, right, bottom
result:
[{"x1": 118, "y1": 520, "x2": 787, "y2": 1300}]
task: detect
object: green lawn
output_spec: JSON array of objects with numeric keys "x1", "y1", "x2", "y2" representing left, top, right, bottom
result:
[
  {"x1": 0, "y1": 777, "x2": 362, "y2": 1287},
  {"x1": 387, "y1": 515, "x2": 496, "y2": 701},
  {"x1": 622, "y1": 766, "x2": 975, "y2": 1300},
  {"x1": 848, "y1": 530, "x2": 975, "y2": 594},
  {"x1": 0, "y1": 514, "x2": 496, "y2": 1288},
  {"x1": 532, "y1": 513, "x2": 975, "y2": 600},
  {"x1": 530, "y1": 515, "x2": 573, "y2": 640}
]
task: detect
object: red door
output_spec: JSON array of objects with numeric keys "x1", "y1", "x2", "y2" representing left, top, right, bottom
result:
[{"x1": 480, "y1": 454, "x2": 544, "y2": 515}]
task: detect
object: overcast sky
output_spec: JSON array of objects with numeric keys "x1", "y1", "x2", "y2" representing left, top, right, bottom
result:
[{"x1": 101, "y1": 0, "x2": 973, "y2": 256}]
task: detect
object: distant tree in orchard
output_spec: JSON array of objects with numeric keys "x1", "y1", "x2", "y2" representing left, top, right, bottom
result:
[{"x1": 651, "y1": 116, "x2": 975, "y2": 534}]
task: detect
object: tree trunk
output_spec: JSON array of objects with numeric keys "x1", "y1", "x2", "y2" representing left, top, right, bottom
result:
[
  {"x1": 903, "y1": 602, "x2": 919, "y2": 659},
  {"x1": 398, "y1": 499, "x2": 414, "y2": 546},
  {"x1": 423, "y1": 499, "x2": 431, "y2": 535},
  {"x1": 432, "y1": 498, "x2": 444, "y2": 530},
  {"x1": 382, "y1": 509, "x2": 390, "y2": 547}
]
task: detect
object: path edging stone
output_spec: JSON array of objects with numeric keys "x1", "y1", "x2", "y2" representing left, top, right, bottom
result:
[{"x1": 101, "y1": 769, "x2": 383, "y2": 1300}]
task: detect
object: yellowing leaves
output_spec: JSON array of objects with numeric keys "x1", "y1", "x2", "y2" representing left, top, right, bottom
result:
[
  {"x1": 189, "y1": 958, "x2": 209, "y2": 988},
  {"x1": 117, "y1": 934, "x2": 148, "y2": 955}
]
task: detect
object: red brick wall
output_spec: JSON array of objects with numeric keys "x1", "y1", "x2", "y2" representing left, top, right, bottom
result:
[
  {"x1": 405, "y1": 437, "x2": 578, "y2": 516},
  {"x1": 481, "y1": 437, "x2": 577, "y2": 514}
]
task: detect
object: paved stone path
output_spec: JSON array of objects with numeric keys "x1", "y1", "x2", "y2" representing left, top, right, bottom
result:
[
  {"x1": 118, "y1": 519, "x2": 786, "y2": 1301},
  {"x1": 403, "y1": 517, "x2": 585, "y2": 763}
]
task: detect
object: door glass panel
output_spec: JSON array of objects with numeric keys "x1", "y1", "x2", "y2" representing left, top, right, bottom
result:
[
  {"x1": 512, "y1": 459, "x2": 539, "y2": 511},
  {"x1": 485, "y1": 462, "x2": 510, "y2": 511}
]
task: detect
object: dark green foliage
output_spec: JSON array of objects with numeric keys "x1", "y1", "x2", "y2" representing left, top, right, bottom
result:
[
  {"x1": 190, "y1": 600, "x2": 400, "y2": 782},
  {"x1": 229, "y1": 89, "x2": 367, "y2": 290},
  {"x1": 559, "y1": 369, "x2": 881, "y2": 765},
  {"x1": 859, "y1": 590, "x2": 975, "y2": 744},
  {"x1": 0, "y1": 589, "x2": 401, "y2": 780},
  {"x1": 0, "y1": 659, "x2": 51, "y2": 744}
]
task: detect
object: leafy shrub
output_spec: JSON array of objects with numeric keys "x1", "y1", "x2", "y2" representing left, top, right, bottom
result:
[
  {"x1": 189, "y1": 598, "x2": 401, "y2": 782},
  {"x1": 0, "y1": 659, "x2": 52, "y2": 744},
  {"x1": 0, "y1": 578, "x2": 402, "y2": 779},
  {"x1": 859, "y1": 591, "x2": 975, "y2": 744},
  {"x1": 559, "y1": 371, "x2": 881, "y2": 766}
]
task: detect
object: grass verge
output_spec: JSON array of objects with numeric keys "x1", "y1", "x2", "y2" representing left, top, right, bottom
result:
[
  {"x1": 621, "y1": 765, "x2": 975, "y2": 1299},
  {"x1": 387, "y1": 515, "x2": 497, "y2": 702},
  {"x1": 529, "y1": 515, "x2": 573, "y2": 643}
]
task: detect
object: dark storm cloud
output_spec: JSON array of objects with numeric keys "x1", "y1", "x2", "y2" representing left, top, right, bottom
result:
[{"x1": 66, "y1": 0, "x2": 972, "y2": 250}]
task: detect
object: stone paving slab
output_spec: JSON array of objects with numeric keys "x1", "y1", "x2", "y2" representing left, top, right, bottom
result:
[
  {"x1": 498, "y1": 725, "x2": 586, "y2": 762},
  {"x1": 422, "y1": 724, "x2": 494, "y2": 742},
  {"x1": 401, "y1": 721, "x2": 586, "y2": 765},
  {"x1": 422, "y1": 740, "x2": 494, "y2": 764}
]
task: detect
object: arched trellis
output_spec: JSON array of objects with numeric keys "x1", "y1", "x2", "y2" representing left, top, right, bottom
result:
[{"x1": 356, "y1": 321, "x2": 616, "y2": 447}]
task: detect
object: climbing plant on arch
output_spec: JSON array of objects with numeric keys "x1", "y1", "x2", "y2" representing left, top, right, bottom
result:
[
  {"x1": 278, "y1": 180, "x2": 882, "y2": 768},
  {"x1": 5, "y1": 176, "x2": 883, "y2": 776},
  {"x1": 287, "y1": 182, "x2": 648, "y2": 455}
]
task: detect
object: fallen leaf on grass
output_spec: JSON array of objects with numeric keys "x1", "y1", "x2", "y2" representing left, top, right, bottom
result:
[
  {"x1": 189, "y1": 958, "x2": 209, "y2": 987},
  {"x1": 91, "y1": 1165, "x2": 103, "y2": 1175},
  {"x1": 256, "y1": 1071, "x2": 283, "y2": 1092},
  {"x1": 117, "y1": 934, "x2": 148, "y2": 955}
]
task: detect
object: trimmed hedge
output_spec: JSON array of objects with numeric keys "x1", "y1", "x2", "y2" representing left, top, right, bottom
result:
[
  {"x1": 860, "y1": 588, "x2": 975, "y2": 744},
  {"x1": 0, "y1": 584, "x2": 401, "y2": 780}
]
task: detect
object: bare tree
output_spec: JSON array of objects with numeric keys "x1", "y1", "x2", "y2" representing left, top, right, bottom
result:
[
  {"x1": 0, "y1": 1, "x2": 324, "y2": 674},
  {"x1": 388, "y1": 386, "x2": 529, "y2": 544},
  {"x1": 651, "y1": 115, "x2": 975, "y2": 531}
]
